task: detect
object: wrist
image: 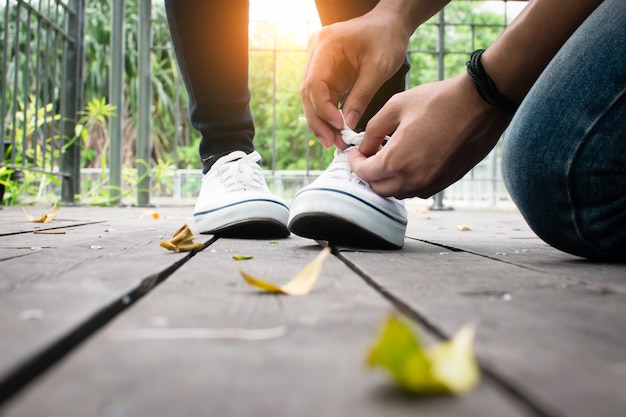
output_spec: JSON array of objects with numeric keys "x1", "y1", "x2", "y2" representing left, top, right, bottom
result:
[
  {"x1": 373, "y1": 0, "x2": 451, "y2": 40},
  {"x1": 466, "y1": 49, "x2": 518, "y2": 114}
]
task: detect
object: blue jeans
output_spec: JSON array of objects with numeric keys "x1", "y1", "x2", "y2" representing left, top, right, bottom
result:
[
  {"x1": 165, "y1": 0, "x2": 409, "y2": 173},
  {"x1": 502, "y1": 0, "x2": 626, "y2": 261}
]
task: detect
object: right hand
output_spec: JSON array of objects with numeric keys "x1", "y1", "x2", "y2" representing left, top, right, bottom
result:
[{"x1": 349, "y1": 74, "x2": 512, "y2": 199}]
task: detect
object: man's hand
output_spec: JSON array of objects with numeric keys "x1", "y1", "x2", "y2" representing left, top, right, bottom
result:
[{"x1": 349, "y1": 74, "x2": 512, "y2": 199}]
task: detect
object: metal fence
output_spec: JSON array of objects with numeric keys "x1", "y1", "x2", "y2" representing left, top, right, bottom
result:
[
  {"x1": 0, "y1": 0, "x2": 85, "y2": 204},
  {"x1": 2, "y1": 0, "x2": 525, "y2": 207},
  {"x1": 154, "y1": 1, "x2": 525, "y2": 208}
]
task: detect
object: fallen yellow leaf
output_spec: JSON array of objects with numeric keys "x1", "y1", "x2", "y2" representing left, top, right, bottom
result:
[
  {"x1": 160, "y1": 224, "x2": 204, "y2": 252},
  {"x1": 21, "y1": 201, "x2": 60, "y2": 223},
  {"x1": 240, "y1": 247, "x2": 331, "y2": 295},
  {"x1": 457, "y1": 225, "x2": 472, "y2": 231},
  {"x1": 367, "y1": 313, "x2": 480, "y2": 395},
  {"x1": 233, "y1": 254, "x2": 254, "y2": 260}
]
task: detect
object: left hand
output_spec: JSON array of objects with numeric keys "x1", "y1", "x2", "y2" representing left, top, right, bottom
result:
[{"x1": 301, "y1": 10, "x2": 410, "y2": 150}]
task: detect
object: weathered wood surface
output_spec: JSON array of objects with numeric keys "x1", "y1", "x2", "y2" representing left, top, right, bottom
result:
[
  {"x1": 405, "y1": 207, "x2": 626, "y2": 291},
  {"x1": 340, "y1": 241, "x2": 626, "y2": 417},
  {"x1": 2, "y1": 236, "x2": 533, "y2": 417},
  {"x1": 0, "y1": 205, "x2": 624, "y2": 417},
  {"x1": 0, "y1": 206, "x2": 197, "y2": 403}
]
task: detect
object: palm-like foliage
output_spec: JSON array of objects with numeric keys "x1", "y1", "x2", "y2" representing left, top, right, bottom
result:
[{"x1": 2, "y1": 0, "x2": 513, "y2": 205}]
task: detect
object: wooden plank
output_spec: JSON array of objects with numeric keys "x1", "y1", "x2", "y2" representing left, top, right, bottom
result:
[
  {"x1": 3, "y1": 237, "x2": 533, "y2": 417},
  {"x1": 405, "y1": 207, "x2": 626, "y2": 293},
  {"x1": 0, "y1": 205, "x2": 103, "y2": 237},
  {"x1": 0, "y1": 205, "x2": 192, "y2": 261},
  {"x1": 0, "y1": 207, "x2": 196, "y2": 402},
  {"x1": 337, "y1": 238, "x2": 626, "y2": 417},
  {"x1": 0, "y1": 205, "x2": 103, "y2": 261},
  {"x1": 0, "y1": 206, "x2": 193, "y2": 291}
]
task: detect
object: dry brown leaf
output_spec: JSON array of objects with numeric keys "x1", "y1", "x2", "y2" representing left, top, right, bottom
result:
[
  {"x1": 457, "y1": 225, "x2": 472, "y2": 231},
  {"x1": 21, "y1": 201, "x2": 60, "y2": 223},
  {"x1": 160, "y1": 224, "x2": 204, "y2": 252},
  {"x1": 240, "y1": 247, "x2": 331, "y2": 295}
]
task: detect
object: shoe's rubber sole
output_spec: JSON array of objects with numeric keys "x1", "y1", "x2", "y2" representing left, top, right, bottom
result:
[
  {"x1": 288, "y1": 189, "x2": 406, "y2": 249},
  {"x1": 194, "y1": 199, "x2": 290, "y2": 239}
]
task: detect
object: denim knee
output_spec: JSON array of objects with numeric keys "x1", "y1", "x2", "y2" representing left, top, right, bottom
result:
[
  {"x1": 503, "y1": 108, "x2": 626, "y2": 261},
  {"x1": 501, "y1": 0, "x2": 626, "y2": 261}
]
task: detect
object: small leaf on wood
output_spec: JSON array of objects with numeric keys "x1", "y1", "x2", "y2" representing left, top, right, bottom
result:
[
  {"x1": 367, "y1": 313, "x2": 480, "y2": 395},
  {"x1": 240, "y1": 247, "x2": 331, "y2": 296},
  {"x1": 160, "y1": 224, "x2": 204, "y2": 252},
  {"x1": 233, "y1": 254, "x2": 254, "y2": 260},
  {"x1": 21, "y1": 201, "x2": 60, "y2": 223}
]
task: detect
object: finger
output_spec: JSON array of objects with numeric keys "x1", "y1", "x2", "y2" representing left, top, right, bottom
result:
[
  {"x1": 369, "y1": 177, "x2": 405, "y2": 198},
  {"x1": 301, "y1": 96, "x2": 335, "y2": 148},
  {"x1": 341, "y1": 69, "x2": 386, "y2": 129},
  {"x1": 301, "y1": 73, "x2": 344, "y2": 147},
  {"x1": 310, "y1": 90, "x2": 343, "y2": 132},
  {"x1": 359, "y1": 104, "x2": 401, "y2": 156},
  {"x1": 349, "y1": 147, "x2": 412, "y2": 197},
  {"x1": 302, "y1": 43, "x2": 345, "y2": 130},
  {"x1": 347, "y1": 147, "x2": 392, "y2": 184}
]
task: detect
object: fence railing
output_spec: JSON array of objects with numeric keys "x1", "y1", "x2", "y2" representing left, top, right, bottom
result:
[
  {"x1": 0, "y1": 0, "x2": 85, "y2": 204},
  {"x1": 1, "y1": 0, "x2": 525, "y2": 207},
  {"x1": 155, "y1": 2, "x2": 523, "y2": 209}
]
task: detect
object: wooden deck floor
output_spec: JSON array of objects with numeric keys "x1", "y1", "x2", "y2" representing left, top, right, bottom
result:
[{"x1": 0, "y1": 204, "x2": 624, "y2": 417}]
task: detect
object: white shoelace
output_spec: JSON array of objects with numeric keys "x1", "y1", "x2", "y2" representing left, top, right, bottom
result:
[
  {"x1": 324, "y1": 112, "x2": 387, "y2": 186},
  {"x1": 217, "y1": 151, "x2": 267, "y2": 191}
]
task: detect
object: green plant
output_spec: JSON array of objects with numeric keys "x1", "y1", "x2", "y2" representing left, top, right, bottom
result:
[
  {"x1": 150, "y1": 157, "x2": 176, "y2": 196},
  {"x1": 0, "y1": 166, "x2": 60, "y2": 206},
  {"x1": 5, "y1": 99, "x2": 62, "y2": 166},
  {"x1": 1, "y1": 98, "x2": 63, "y2": 205},
  {"x1": 67, "y1": 97, "x2": 117, "y2": 152}
]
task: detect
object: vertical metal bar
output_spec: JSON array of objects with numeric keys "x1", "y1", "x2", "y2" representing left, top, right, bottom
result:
[
  {"x1": 109, "y1": 0, "x2": 126, "y2": 204},
  {"x1": 0, "y1": 1, "x2": 11, "y2": 164},
  {"x1": 34, "y1": 0, "x2": 44, "y2": 168},
  {"x1": 9, "y1": 1, "x2": 22, "y2": 167},
  {"x1": 490, "y1": 146, "x2": 498, "y2": 206},
  {"x1": 136, "y1": 0, "x2": 151, "y2": 206},
  {"x1": 23, "y1": 4, "x2": 32, "y2": 168},
  {"x1": 437, "y1": 9, "x2": 445, "y2": 82},
  {"x1": 271, "y1": 22, "x2": 277, "y2": 174},
  {"x1": 174, "y1": 74, "x2": 182, "y2": 170},
  {"x1": 504, "y1": 0, "x2": 509, "y2": 26},
  {"x1": 50, "y1": 0, "x2": 61, "y2": 172},
  {"x1": 60, "y1": 0, "x2": 85, "y2": 203},
  {"x1": 42, "y1": 0, "x2": 53, "y2": 172}
]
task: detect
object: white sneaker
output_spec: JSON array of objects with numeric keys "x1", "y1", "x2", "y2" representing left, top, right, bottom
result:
[
  {"x1": 288, "y1": 121, "x2": 407, "y2": 248},
  {"x1": 193, "y1": 151, "x2": 290, "y2": 238}
]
